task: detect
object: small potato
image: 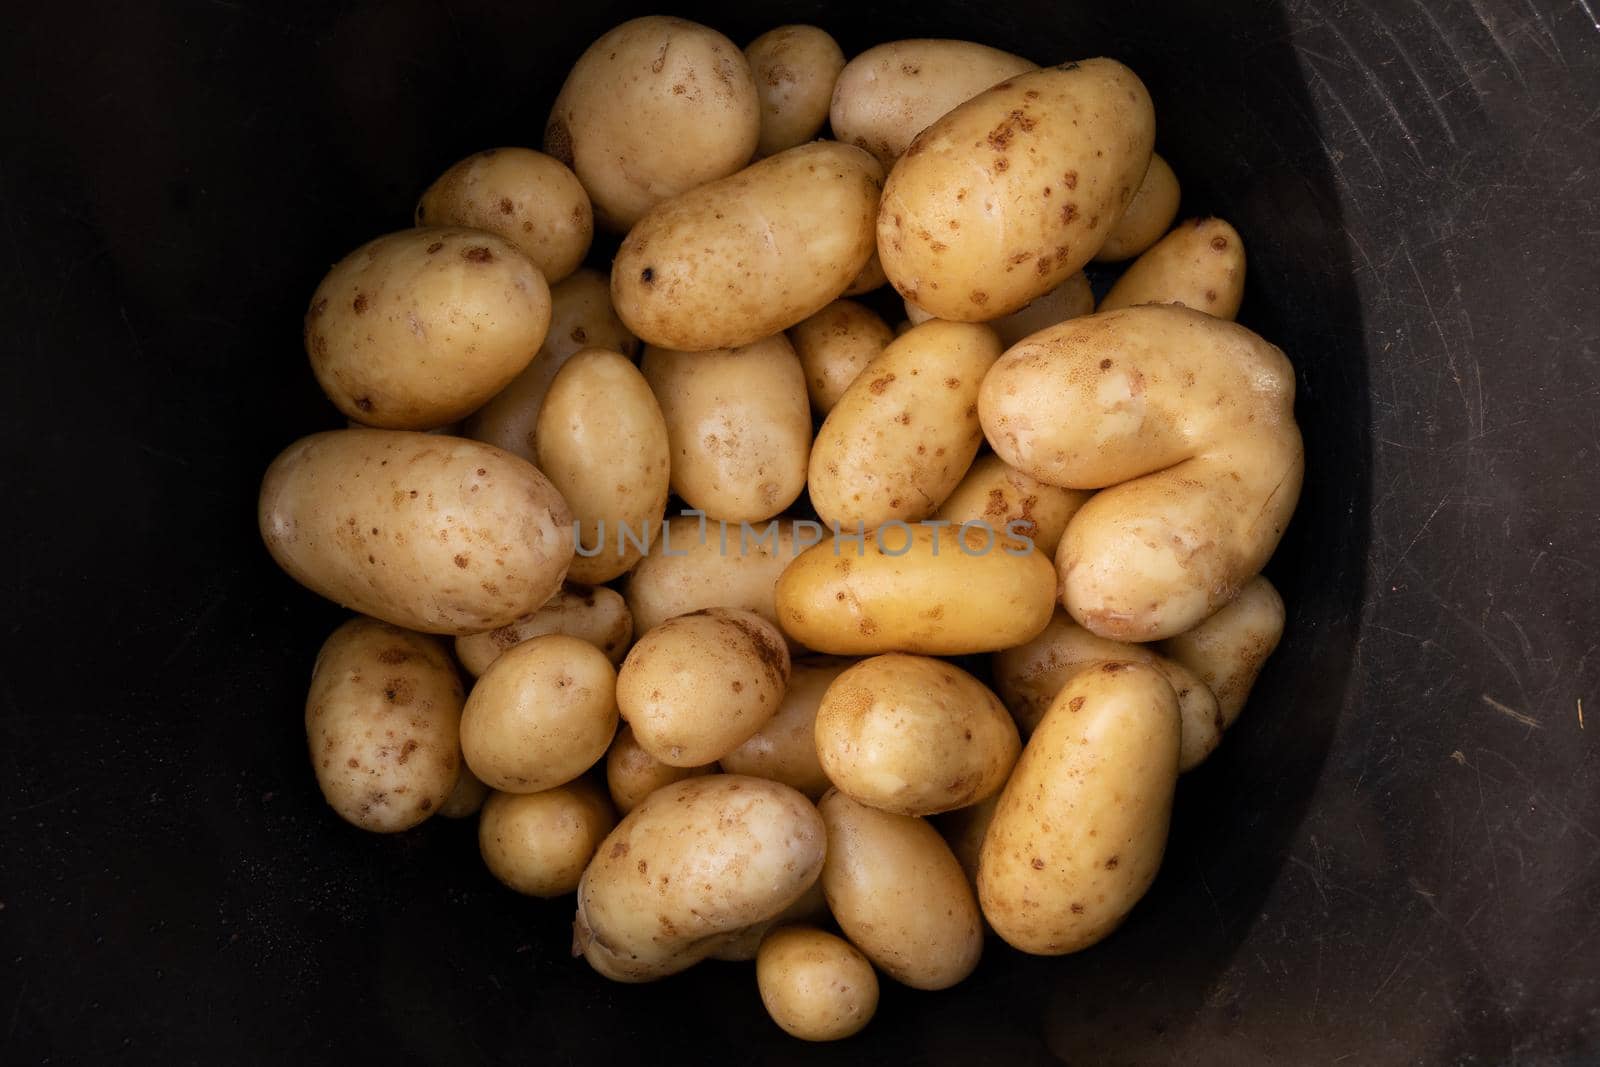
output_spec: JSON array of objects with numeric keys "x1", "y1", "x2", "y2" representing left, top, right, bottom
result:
[
  {"x1": 1158, "y1": 575, "x2": 1285, "y2": 730},
  {"x1": 478, "y1": 779, "x2": 615, "y2": 897},
  {"x1": 843, "y1": 250, "x2": 888, "y2": 296},
  {"x1": 305, "y1": 228, "x2": 550, "y2": 429},
  {"x1": 545, "y1": 16, "x2": 759, "y2": 231},
  {"x1": 818, "y1": 790, "x2": 982, "y2": 989},
  {"x1": 711, "y1": 879, "x2": 828, "y2": 962},
  {"x1": 604, "y1": 724, "x2": 713, "y2": 814},
  {"x1": 642, "y1": 337, "x2": 811, "y2": 522},
  {"x1": 936, "y1": 455, "x2": 1092, "y2": 559},
  {"x1": 574, "y1": 775, "x2": 826, "y2": 982},
  {"x1": 816, "y1": 655, "x2": 1018, "y2": 816},
  {"x1": 808, "y1": 321, "x2": 1000, "y2": 530},
  {"x1": 258, "y1": 430, "x2": 574, "y2": 635},
  {"x1": 617, "y1": 609, "x2": 791, "y2": 766},
  {"x1": 746, "y1": 26, "x2": 846, "y2": 156},
  {"x1": 536, "y1": 350, "x2": 670, "y2": 583},
  {"x1": 979, "y1": 662, "x2": 1179, "y2": 955},
  {"x1": 624, "y1": 516, "x2": 804, "y2": 639},
  {"x1": 757, "y1": 926, "x2": 879, "y2": 1041},
  {"x1": 415, "y1": 147, "x2": 592, "y2": 284},
  {"x1": 935, "y1": 793, "x2": 1000, "y2": 887},
  {"x1": 721, "y1": 656, "x2": 852, "y2": 798},
  {"x1": 829, "y1": 39, "x2": 1036, "y2": 167},
  {"x1": 305, "y1": 617, "x2": 464, "y2": 832},
  {"x1": 787, "y1": 300, "x2": 894, "y2": 415},
  {"x1": 455, "y1": 584, "x2": 633, "y2": 677},
  {"x1": 1093, "y1": 153, "x2": 1180, "y2": 263},
  {"x1": 612, "y1": 142, "x2": 882, "y2": 351},
  {"x1": 459, "y1": 635, "x2": 618, "y2": 793},
  {"x1": 439, "y1": 765, "x2": 490, "y2": 819},
  {"x1": 1100, "y1": 217, "x2": 1246, "y2": 320}
]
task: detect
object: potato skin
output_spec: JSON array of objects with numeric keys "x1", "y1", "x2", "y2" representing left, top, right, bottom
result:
[
  {"x1": 624, "y1": 516, "x2": 803, "y2": 639},
  {"x1": 305, "y1": 228, "x2": 550, "y2": 429},
  {"x1": 746, "y1": 26, "x2": 846, "y2": 156},
  {"x1": 878, "y1": 60, "x2": 1155, "y2": 321},
  {"x1": 604, "y1": 724, "x2": 714, "y2": 814},
  {"x1": 979, "y1": 661, "x2": 1180, "y2": 955},
  {"x1": 935, "y1": 454, "x2": 1091, "y2": 559},
  {"x1": 757, "y1": 925, "x2": 879, "y2": 1041},
  {"x1": 478, "y1": 779, "x2": 615, "y2": 896},
  {"x1": 258, "y1": 430, "x2": 574, "y2": 635},
  {"x1": 1158, "y1": 575, "x2": 1285, "y2": 729},
  {"x1": 935, "y1": 793, "x2": 1000, "y2": 887},
  {"x1": 1093, "y1": 152, "x2": 1180, "y2": 263},
  {"x1": 612, "y1": 142, "x2": 882, "y2": 351},
  {"x1": 711, "y1": 879, "x2": 828, "y2": 962},
  {"x1": 787, "y1": 299, "x2": 894, "y2": 415},
  {"x1": 455, "y1": 584, "x2": 633, "y2": 676},
  {"x1": 305, "y1": 617, "x2": 464, "y2": 832},
  {"x1": 721, "y1": 656, "x2": 852, "y2": 798},
  {"x1": 1100, "y1": 217, "x2": 1247, "y2": 321},
  {"x1": 439, "y1": 765, "x2": 491, "y2": 818},
  {"x1": 988, "y1": 272, "x2": 1095, "y2": 347}
]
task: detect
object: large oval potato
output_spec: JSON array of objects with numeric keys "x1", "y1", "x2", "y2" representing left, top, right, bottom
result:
[
  {"x1": 455, "y1": 584, "x2": 632, "y2": 676},
  {"x1": 979, "y1": 661, "x2": 1180, "y2": 955},
  {"x1": 1158, "y1": 574, "x2": 1285, "y2": 730},
  {"x1": 574, "y1": 775, "x2": 826, "y2": 982},
  {"x1": 787, "y1": 299, "x2": 894, "y2": 415},
  {"x1": 935, "y1": 454, "x2": 1091, "y2": 559},
  {"x1": 746, "y1": 25, "x2": 846, "y2": 156},
  {"x1": 613, "y1": 142, "x2": 882, "y2": 351},
  {"x1": 305, "y1": 228, "x2": 550, "y2": 429},
  {"x1": 544, "y1": 16, "x2": 760, "y2": 231},
  {"x1": 305, "y1": 617, "x2": 464, "y2": 832},
  {"x1": 878, "y1": 60, "x2": 1155, "y2": 321},
  {"x1": 1093, "y1": 153, "x2": 1180, "y2": 263},
  {"x1": 1100, "y1": 217, "x2": 1247, "y2": 320},
  {"x1": 720, "y1": 656, "x2": 852, "y2": 798},
  {"x1": 259, "y1": 430, "x2": 574, "y2": 634},
  {"x1": 478, "y1": 779, "x2": 615, "y2": 897},
  {"x1": 624, "y1": 516, "x2": 803, "y2": 638},
  {"x1": 604, "y1": 724, "x2": 715, "y2": 814},
  {"x1": 757, "y1": 925, "x2": 879, "y2": 1042}
]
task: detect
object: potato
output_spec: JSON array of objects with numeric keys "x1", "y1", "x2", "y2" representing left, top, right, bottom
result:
[
  {"x1": 1093, "y1": 152, "x2": 1180, "y2": 262},
  {"x1": 978, "y1": 662, "x2": 1179, "y2": 955},
  {"x1": 604, "y1": 724, "x2": 714, "y2": 814},
  {"x1": 710, "y1": 879, "x2": 828, "y2": 962},
  {"x1": 544, "y1": 16, "x2": 759, "y2": 231},
  {"x1": 305, "y1": 228, "x2": 550, "y2": 429},
  {"x1": 829, "y1": 40, "x2": 1036, "y2": 167},
  {"x1": 478, "y1": 779, "x2": 615, "y2": 897},
  {"x1": 1100, "y1": 217, "x2": 1247, "y2": 321},
  {"x1": 843, "y1": 249, "x2": 888, "y2": 296},
  {"x1": 574, "y1": 775, "x2": 826, "y2": 982},
  {"x1": 935, "y1": 455, "x2": 1091, "y2": 559},
  {"x1": 746, "y1": 26, "x2": 846, "y2": 156},
  {"x1": 259, "y1": 430, "x2": 574, "y2": 634},
  {"x1": 788, "y1": 300, "x2": 894, "y2": 415},
  {"x1": 305, "y1": 617, "x2": 464, "y2": 832},
  {"x1": 617, "y1": 609, "x2": 791, "y2": 766},
  {"x1": 439, "y1": 765, "x2": 490, "y2": 819},
  {"x1": 1158, "y1": 575, "x2": 1285, "y2": 730},
  {"x1": 459, "y1": 635, "x2": 618, "y2": 793},
  {"x1": 935, "y1": 793, "x2": 1000, "y2": 887},
  {"x1": 624, "y1": 515, "x2": 804, "y2": 639},
  {"x1": 878, "y1": 60, "x2": 1155, "y2": 321},
  {"x1": 415, "y1": 148, "x2": 592, "y2": 284},
  {"x1": 775, "y1": 523, "x2": 1056, "y2": 655},
  {"x1": 455, "y1": 584, "x2": 632, "y2": 676},
  {"x1": 988, "y1": 272, "x2": 1095, "y2": 346},
  {"x1": 757, "y1": 926, "x2": 879, "y2": 1041},
  {"x1": 720, "y1": 656, "x2": 851, "y2": 798},
  {"x1": 642, "y1": 336, "x2": 811, "y2": 522},
  {"x1": 977, "y1": 305, "x2": 1302, "y2": 640},
  {"x1": 818, "y1": 790, "x2": 982, "y2": 989},
  {"x1": 536, "y1": 350, "x2": 670, "y2": 584},
  {"x1": 612, "y1": 142, "x2": 882, "y2": 351},
  {"x1": 808, "y1": 321, "x2": 1000, "y2": 530}
]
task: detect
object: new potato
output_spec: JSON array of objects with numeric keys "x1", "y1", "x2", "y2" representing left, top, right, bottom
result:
[
  {"x1": 746, "y1": 26, "x2": 846, "y2": 156},
  {"x1": 757, "y1": 926, "x2": 879, "y2": 1041},
  {"x1": 935, "y1": 454, "x2": 1092, "y2": 558},
  {"x1": 1093, "y1": 152, "x2": 1180, "y2": 262},
  {"x1": 721, "y1": 656, "x2": 853, "y2": 798},
  {"x1": 455, "y1": 584, "x2": 633, "y2": 676},
  {"x1": 787, "y1": 299, "x2": 894, "y2": 415},
  {"x1": 1159, "y1": 575, "x2": 1285, "y2": 729},
  {"x1": 1100, "y1": 216, "x2": 1246, "y2": 320},
  {"x1": 478, "y1": 779, "x2": 615, "y2": 896}
]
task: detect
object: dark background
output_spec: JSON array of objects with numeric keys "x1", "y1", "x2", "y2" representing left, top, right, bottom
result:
[{"x1": 1, "y1": 0, "x2": 1597, "y2": 1063}]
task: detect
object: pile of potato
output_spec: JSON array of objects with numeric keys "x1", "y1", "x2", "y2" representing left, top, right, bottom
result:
[{"x1": 263, "y1": 17, "x2": 1301, "y2": 1042}]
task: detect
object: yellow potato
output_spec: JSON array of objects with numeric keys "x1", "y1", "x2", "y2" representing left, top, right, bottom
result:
[
  {"x1": 808, "y1": 320, "x2": 1000, "y2": 530},
  {"x1": 818, "y1": 789, "x2": 982, "y2": 989},
  {"x1": 305, "y1": 617, "x2": 464, "y2": 832},
  {"x1": 1100, "y1": 217, "x2": 1246, "y2": 320},
  {"x1": 439, "y1": 765, "x2": 490, "y2": 819},
  {"x1": 979, "y1": 661, "x2": 1179, "y2": 955},
  {"x1": 604, "y1": 724, "x2": 714, "y2": 814},
  {"x1": 746, "y1": 26, "x2": 846, "y2": 156},
  {"x1": 1158, "y1": 574, "x2": 1285, "y2": 730},
  {"x1": 757, "y1": 926, "x2": 879, "y2": 1041},
  {"x1": 623, "y1": 516, "x2": 805, "y2": 639},
  {"x1": 843, "y1": 249, "x2": 888, "y2": 296},
  {"x1": 258, "y1": 430, "x2": 574, "y2": 634},
  {"x1": 612, "y1": 142, "x2": 882, "y2": 351},
  {"x1": 1093, "y1": 152, "x2": 1180, "y2": 262},
  {"x1": 710, "y1": 879, "x2": 828, "y2": 962},
  {"x1": 544, "y1": 16, "x2": 759, "y2": 231},
  {"x1": 977, "y1": 305, "x2": 1302, "y2": 640},
  {"x1": 305, "y1": 228, "x2": 550, "y2": 429},
  {"x1": 935, "y1": 454, "x2": 1091, "y2": 559},
  {"x1": 935, "y1": 793, "x2": 1000, "y2": 887},
  {"x1": 574, "y1": 775, "x2": 826, "y2": 982},
  {"x1": 878, "y1": 60, "x2": 1155, "y2": 321},
  {"x1": 720, "y1": 656, "x2": 852, "y2": 798},
  {"x1": 787, "y1": 299, "x2": 894, "y2": 415},
  {"x1": 455, "y1": 584, "x2": 633, "y2": 677},
  {"x1": 478, "y1": 779, "x2": 615, "y2": 897},
  {"x1": 815, "y1": 655, "x2": 1019, "y2": 816}
]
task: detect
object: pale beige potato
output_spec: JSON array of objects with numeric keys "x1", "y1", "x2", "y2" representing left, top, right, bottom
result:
[
  {"x1": 879, "y1": 60, "x2": 1155, "y2": 321},
  {"x1": 305, "y1": 617, "x2": 464, "y2": 832},
  {"x1": 903, "y1": 300, "x2": 936, "y2": 326},
  {"x1": 536, "y1": 350, "x2": 670, "y2": 584},
  {"x1": 720, "y1": 656, "x2": 852, "y2": 798},
  {"x1": 439, "y1": 765, "x2": 490, "y2": 818},
  {"x1": 989, "y1": 272, "x2": 1096, "y2": 346},
  {"x1": 775, "y1": 523, "x2": 1056, "y2": 655},
  {"x1": 808, "y1": 320, "x2": 1000, "y2": 530},
  {"x1": 710, "y1": 880, "x2": 828, "y2": 962},
  {"x1": 829, "y1": 39, "x2": 1036, "y2": 167},
  {"x1": 616, "y1": 609, "x2": 791, "y2": 766},
  {"x1": 746, "y1": 26, "x2": 846, "y2": 156},
  {"x1": 1093, "y1": 153, "x2": 1180, "y2": 262},
  {"x1": 455, "y1": 584, "x2": 633, "y2": 676},
  {"x1": 478, "y1": 779, "x2": 615, "y2": 897},
  {"x1": 258, "y1": 430, "x2": 574, "y2": 634},
  {"x1": 613, "y1": 142, "x2": 882, "y2": 351},
  {"x1": 978, "y1": 305, "x2": 1302, "y2": 640},
  {"x1": 843, "y1": 249, "x2": 888, "y2": 296},
  {"x1": 415, "y1": 147, "x2": 592, "y2": 284},
  {"x1": 459, "y1": 635, "x2": 618, "y2": 793},
  {"x1": 1158, "y1": 575, "x2": 1285, "y2": 730},
  {"x1": 757, "y1": 926, "x2": 879, "y2": 1041},
  {"x1": 935, "y1": 454, "x2": 1092, "y2": 559},
  {"x1": 1100, "y1": 216, "x2": 1247, "y2": 321},
  {"x1": 624, "y1": 516, "x2": 806, "y2": 638},
  {"x1": 574, "y1": 775, "x2": 826, "y2": 982},
  {"x1": 544, "y1": 16, "x2": 759, "y2": 231},
  {"x1": 642, "y1": 336, "x2": 811, "y2": 522},
  {"x1": 818, "y1": 789, "x2": 981, "y2": 989},
  {"x1": 305, "y1": 228, "x2": 550, "y2": 429},
  {"x1": 978, "y1": 661, "x2": 1180, "y2": 954},
  {"x1": 604, "y1": 724, "x2": 714, "y2": 814},
  {"x1": 787, "y1": 300, "x2": 894, "y2": 415},
  {"x1": 935, "y1": 793, "x2": 1000, "y2": 887}
]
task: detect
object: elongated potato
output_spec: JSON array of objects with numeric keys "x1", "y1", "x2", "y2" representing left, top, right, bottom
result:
[
  {"x1": 1100, "y1": 217, "x2": 1246, "y2": 321},
  {"x1": 1158, "y1": 575, "x2": 1285, "y2": 729},
  {"x1": 757, "y1": 926, "x2": 879, "y2": 1041},
  {"x1": 1093, "y1": 153, "x2": 1180, "y2": 262},
  {"x1": 612, "y1": 142, "x2": 882, "y2": 351},
  {"x1": 455, "y1": 584, "x2": 632, "y2": 676},
  {"x1": 935, "y1": 455, "x2": 1091, "y2": 558},
  {"x1": 604, "y1": 724, "x2": 714, "y2": 814},
  {"x1": 478, "y1": 779, "x2": 615, "y2": 896},
  {"x1": 878, "y1": 60, "x2": 1155, "y2": 321},
  {"x1": 624, "y1": 516, "x2": 803, "y2": 638},
  {"x1": 788, "y1": 300, "x2": 894, "y2": 415},
  {"x1": 259, "y1": 430, "x2": 574, "y2": 634},
  {"x1": 808, "y1": 321, "x2": 1000, "y2": 529},
  {"x1": 978, "y1": 305, "x2": 1302, "y2": 640},
  {"x1": 747, "y1": 26, "x2": 846, "y2": 156},
  {"x1": 818, "y1": 790, "x2": 982, "y2": 989},
  {"x1": 721, "y1": 656, "x2": 852, "y2": 798},
  {"x1": 305, "y1": 617, "x2": 464, "y2": 832}
]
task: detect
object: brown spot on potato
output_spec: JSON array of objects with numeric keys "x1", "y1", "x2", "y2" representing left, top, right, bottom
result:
[
  {"x1": 1069, "y1": 696, "x2": 1086, "y2": 713},
  {"x1": 498, "y1": 197, "x2": 514, "y2": 214},
  {"x1": 1105, "y1": 855, "x2": 1120, "y2": 870},
  {"x1": 1031, "y1": 857, "x2": 1046, "y2": 870},
  {"x1": 463, "y1": 246, "x2": 494, "y2": 263},
  {"x1": 994, "y1": 157, "x2": 1009, "y2": 173},
  {"x1": 397, "y1": 739, "x2": 419, "y2": 764},
  {"x1": 970, "y1": 290, "x2": 989, "y2": 306},
  {"x1": 1099, "y1": 358, "x2": 1113, "y2": 370},
  {"x1": 546, "y1": 119, "x2": 573, "y2": 166},
  {"x1": 1102, "y1": 662, "x2": 1126, "y2": 674},
  {"x1": 640, "y1": 267, "x2": 655, "y2": 284},
  {"x1": 383, "y1": 679, "x2": 415, "y2": 705},
  {"x1": 1212, "y1": 236, "x2": 1229, "y2": 251},
  {"x1": 425, "y1": 241, "x2": 444, "y2": 254},
  {"x1": 354, "y1": 396, "x2": 374, "y2": 413},
  {"x1": 1063, "y1": 170, "x2": 1078, "y2": 190},
  {"x1": 377, "y1": 647, "x2": 410, "y2": 664},
  {"x1": 347, "y1": 758, "x2": 359, "y2": 769},
  {"x1": 419, "y1": 798, "x2": 432, "y2": 811},
  {"x1": 453, "y1": 554, "x2": 470, "y2": 568},
  {"x1": 868, "y1": 373, "x2": 896, "y2": 395},
  {"x1": 1070, "y1": 902, "x2": 1085, "y2": 914},
  {"x1": 610, "y1": 841, "x2": 629, "y2": 859},
  {"x1": 944, "y1": 376, "x2": 961, "y2": 389},
  {"x1": 1061, "y1": 203, "x2": 1079, "y2": 224}
]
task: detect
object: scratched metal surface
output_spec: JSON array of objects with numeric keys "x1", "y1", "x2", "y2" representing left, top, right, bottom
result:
[{"x1": 0, "y1": 0, "x2": 1595, "y2": 1063}]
